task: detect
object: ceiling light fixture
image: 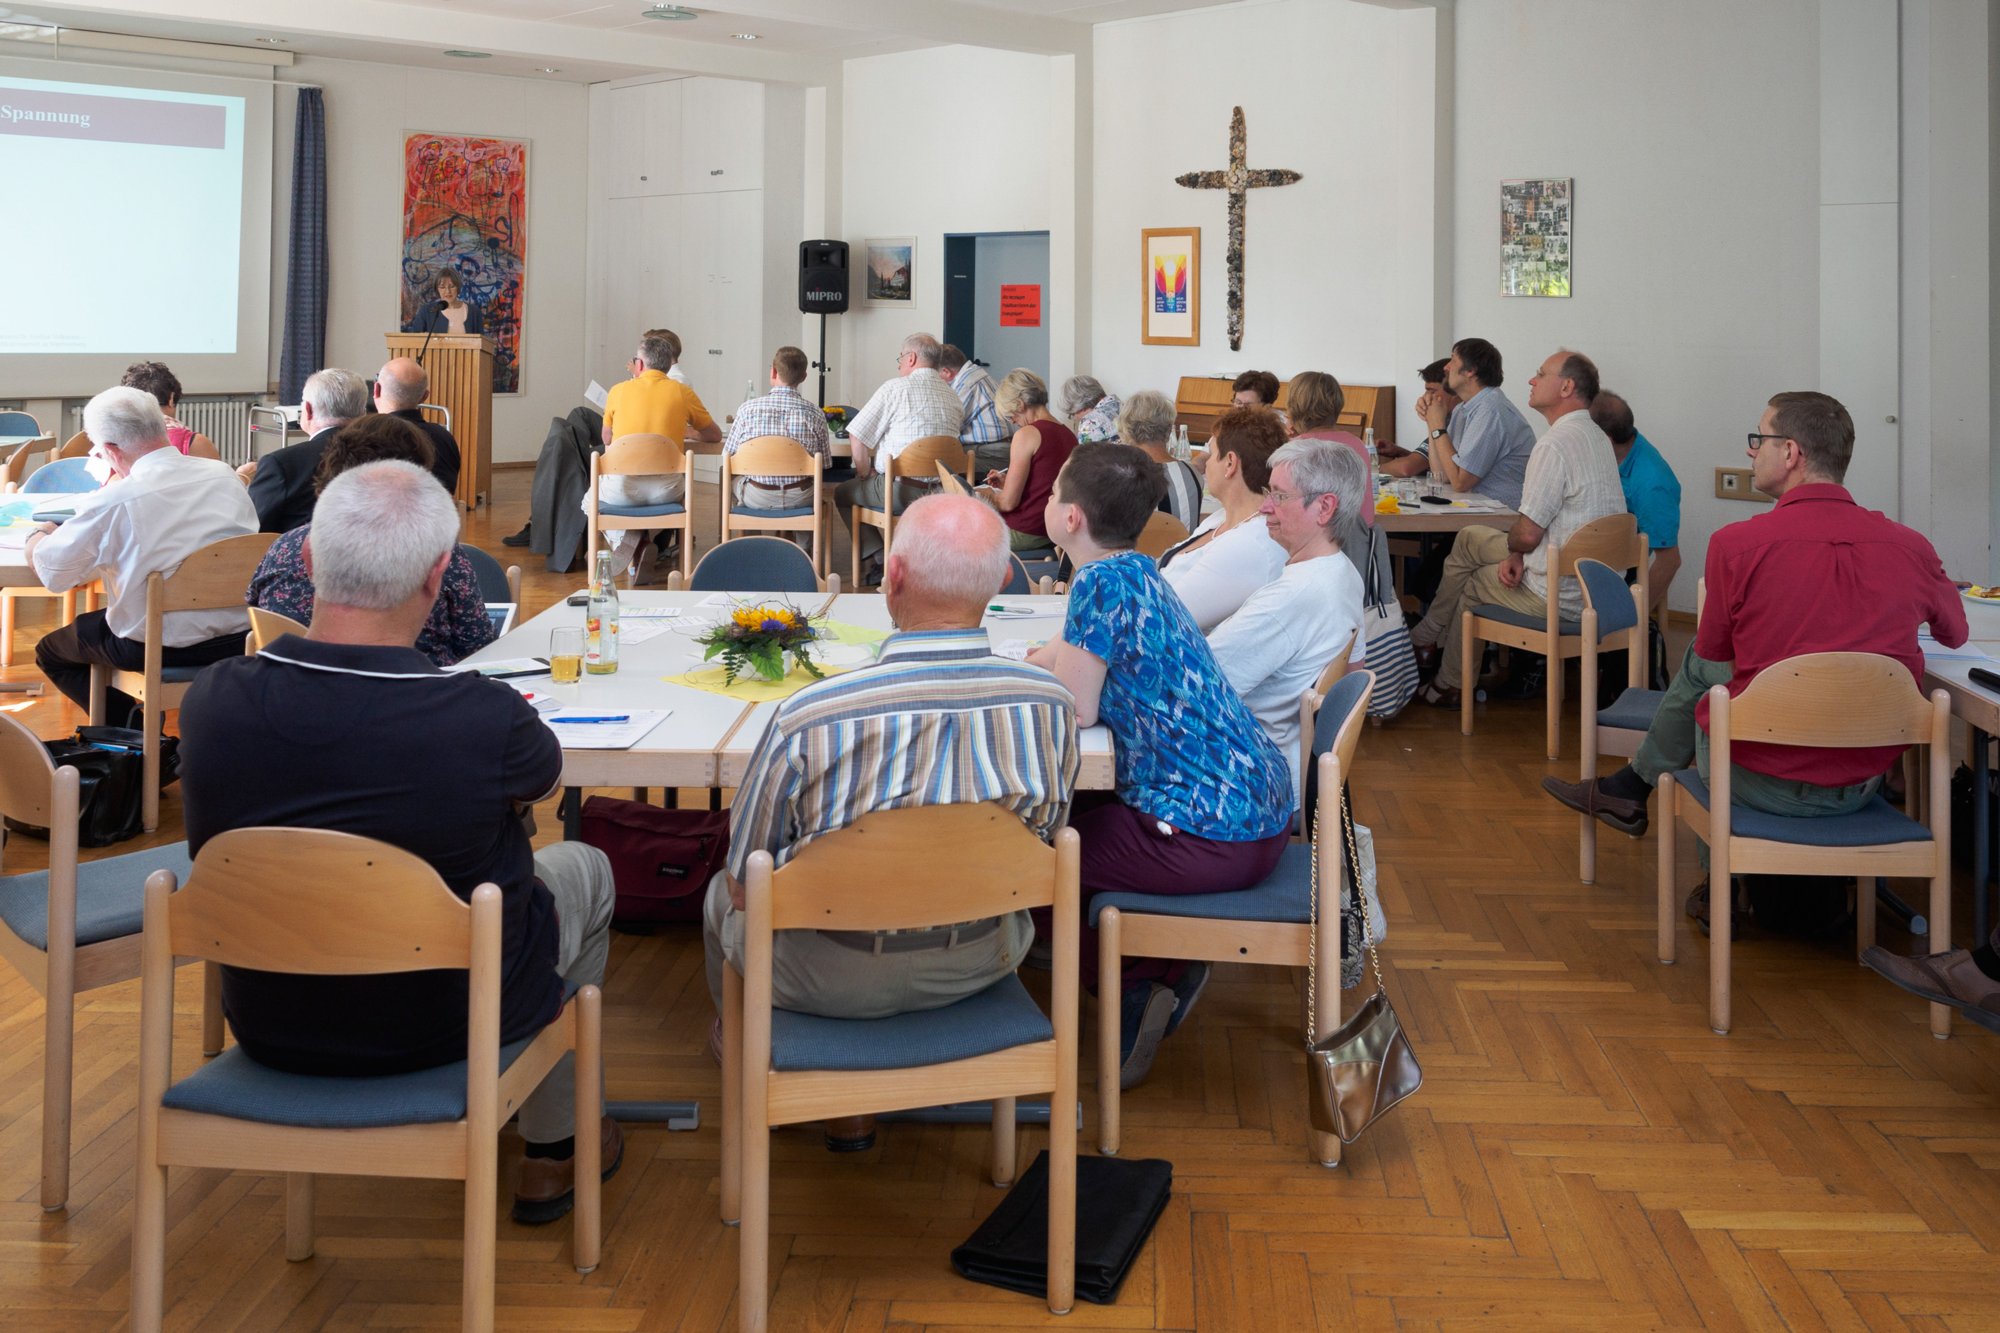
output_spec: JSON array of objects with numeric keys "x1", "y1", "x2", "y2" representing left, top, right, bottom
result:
[
  {"x1": 442, "y1": 49, "x2": 492, "y2": 57},
  {"x1": 731, "y1": 32, "x2": 759, "y2": 41},
  {"x1": 641, "y1": 4, "x2": 698, "y2": 20}
]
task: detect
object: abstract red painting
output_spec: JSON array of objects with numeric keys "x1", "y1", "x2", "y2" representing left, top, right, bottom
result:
[{"x1": 401, "y1": 133, "x2": 527, "y2": 392}]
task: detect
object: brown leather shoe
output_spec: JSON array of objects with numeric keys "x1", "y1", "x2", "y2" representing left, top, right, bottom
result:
[
  {"x1": 512, "y1": 1115, "x2": 625, "y2": 1225},
  {"x1": 1412, "y1": 642, "x2": 1441, "y2": 681},
  {"x1": 1862, "y1": 945, "x2": 2000, "y2": 1019},
  {"x1": 1684, "y1": 877, "x2": 1749, "y2": 938},
  {"x1": 823, "y1": 1115, "x2": 876, "y2": 1152},
  {"x1": 1416, "y1": 680, "x2": 1459, "y2": 709},
  {"x1": 1540, "y1": 774, "x2": 1648, "y2": 837}
]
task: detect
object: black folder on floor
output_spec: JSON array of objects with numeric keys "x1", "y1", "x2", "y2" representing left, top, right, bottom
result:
[{"x1": 951, "y1": 1151, "x2": 1172, "y2": 1304}]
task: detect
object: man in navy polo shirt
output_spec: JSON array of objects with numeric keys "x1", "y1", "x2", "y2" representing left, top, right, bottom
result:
[{"x1": 179, "y1": 460, "x2": 621, "y2": 1225}]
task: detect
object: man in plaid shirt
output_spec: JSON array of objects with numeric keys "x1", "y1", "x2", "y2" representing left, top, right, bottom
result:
[{"x1": 722, "y1": 345, "x2": 832, "y2": 518}]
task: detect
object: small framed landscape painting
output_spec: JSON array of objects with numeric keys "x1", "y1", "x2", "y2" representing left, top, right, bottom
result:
[
  {"x1": 1141, "y1": 227, "x2": 1200, "y2": 346},
  {"x1": 863, "y1": 237, "x2": 915, "y2": 306}
]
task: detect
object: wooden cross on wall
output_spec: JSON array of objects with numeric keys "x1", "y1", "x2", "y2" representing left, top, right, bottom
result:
[{"x1": 1176, "y1": 106, "x2": 1301, "y2": 352}]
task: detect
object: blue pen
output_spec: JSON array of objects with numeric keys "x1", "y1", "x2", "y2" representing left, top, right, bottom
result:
[{"x1": 551, "y1": 714, "x2": 630, "y2": 724}]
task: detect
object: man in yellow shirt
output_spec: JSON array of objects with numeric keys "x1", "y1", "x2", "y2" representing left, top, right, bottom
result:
[{"x1": 593, "y1": 331, "x2": 722, "y2": 576}]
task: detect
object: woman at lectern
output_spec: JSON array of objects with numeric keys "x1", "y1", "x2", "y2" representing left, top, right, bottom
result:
[{"x1": 406, "y1": 268, "x2": 484, "y2": 335}]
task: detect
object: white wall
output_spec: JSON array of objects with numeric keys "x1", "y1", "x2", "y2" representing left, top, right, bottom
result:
[
  {"x1": 839, "y1": 45, "x2": 1058, "y2": 406},
  {"x1": 1451, "y1": 0, "x2": 1823, "y2": 611},
  {"x1": 1089, "y1": 0, "x2": 1415, "y2": 426},
  {"x1": 272, "y1": 56, "x2": 590, "y2": 465}
]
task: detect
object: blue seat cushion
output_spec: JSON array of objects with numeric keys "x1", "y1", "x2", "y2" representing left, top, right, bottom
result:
[
  {"x1": 599, "y1": 502, "x2": 684, "y2": 519},
  {"x1": 158, "y1": 665, "x2": 204, "y2": 685},
  {"x1": 1472, "y1": 603, "x2": 1581, "y2": 637},
  {"x1": 161, "y1": 1035, "x2": 538, "y2": 1128},
  {"x1": 1597, "y1": 687, "x2": 1665, "y2": 733},
  {"x1": 769, "y1": 974, "x2": 1052, "y2": 1072},
  {"x1": 0, "y1": 842, "x2": 193, "y2": 951},
  {"x1": 729, "y1": 504, "x2": 815, "y2": 520},
  {"x1": 1671, "y1": 769, "x2": 1932, "y2": 846},
  {"x1": 1089, "y1": 842, "x2": 1311, "y2": 927}
]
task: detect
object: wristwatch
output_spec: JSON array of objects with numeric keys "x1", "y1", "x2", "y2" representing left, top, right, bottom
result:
[{"x1": 1428, "y1": 427, "x2": 1447, "y2": 441}]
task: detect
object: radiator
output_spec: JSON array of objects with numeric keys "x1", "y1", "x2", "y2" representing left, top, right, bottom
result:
[{"x1": 71, "y1": 395, "x2": 257, "y2": 466}]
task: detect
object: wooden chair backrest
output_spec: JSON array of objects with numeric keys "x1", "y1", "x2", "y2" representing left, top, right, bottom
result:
[
  {"x1": 3, "y1": 436, "x2": 55, "y2": 488},
  {"x1": 1720, "y1": 653, "x2": 1942, "y2": 749},
  {"x1": 163, "y1": 828, "x2": 480, "y2": 974},
  {"x1": 1322, "y1": 667, "x2": 1373, "y2": 781},
  {"x1": 726, "y1": 436, "x2": 817, "y2": 482},
  {"x1": 1315, "y1": 630, "x2": 1358, "y2": 693},
  {"x1": 56, "y1": 432, "x2": 92, "y2": 460},
  {"x1": 1334, "y1": 412, "x2": 1367, "y2": 432},
  {"x1": 1554, "y1": 512, "x2": 1642, "y2": 579},
  {"x1": 1134, "y1": 510, "x2": 1189, "y2": 559},
  {"x1": 0, "y1": 709, "x2": 59, "y2": 832},
  {"x1": 599, "y1": 433, "x2": 687, "y2": 478},
  {"x1": 888, "y1": 435, "x2": 967, "y2": 483},
  {"x1": 152, "y1": 533, "x2": 280, "y2": 615},
  {"x1": 758, "y1": 802, "x2": 1063, "y2": 932},
  {"x1": 247, "y1": 606, "x2": 308, "y2": 650},
  {"x1": 1172, "y1": 377, "x2": 1397, "y2": 445},
  {"x1": 935, "y1": 463, "x2": 974, "y2": 498}
]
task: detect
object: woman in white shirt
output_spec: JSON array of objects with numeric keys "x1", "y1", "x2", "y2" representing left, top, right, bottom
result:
[
  {"x1": 1207, "y1": 437, "x2": 1369, "y2": 800},
  {"x1": 1158, "y1": 406, "x2": 1288, "y2": 631}
]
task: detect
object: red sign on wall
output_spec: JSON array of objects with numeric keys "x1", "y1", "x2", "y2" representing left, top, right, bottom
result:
[{"x1": 999, "y1": 284, "x2": 1042, "y2": 328}]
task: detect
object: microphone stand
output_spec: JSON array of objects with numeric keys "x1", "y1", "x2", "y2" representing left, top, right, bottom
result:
[{"x1": 415, "y1": 301, "x2": 446, "y2": 368}]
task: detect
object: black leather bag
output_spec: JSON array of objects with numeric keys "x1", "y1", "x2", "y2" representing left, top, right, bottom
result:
[
  {"x1": 951, "y1": 1151, "x2": 1171, "y2": 1304},
  {"x1": 2, "y1": 727, "x2": 157, "y2": 848}
]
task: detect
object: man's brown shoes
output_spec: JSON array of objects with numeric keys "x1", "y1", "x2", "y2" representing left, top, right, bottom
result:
[{"x1": 513, "y1": 1115, "x2": 625, "y2": 1225}]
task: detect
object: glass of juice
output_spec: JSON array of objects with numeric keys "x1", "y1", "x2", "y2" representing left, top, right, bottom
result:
[{"x1": 549, "y1": 627, "x2": 585, "y2": 684}]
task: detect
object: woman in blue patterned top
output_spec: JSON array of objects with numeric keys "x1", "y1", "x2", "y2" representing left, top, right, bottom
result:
[{"x1": 1027, "y1": 443, "x2": 1294, "y2": 1088}]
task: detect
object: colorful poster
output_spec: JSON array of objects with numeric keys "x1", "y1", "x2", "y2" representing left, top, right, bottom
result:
[
  {"x1": 402, "y1": 133, "x2": 527, "y2": 392},
  {"x1": 1500, "y1": 177, "x2": 1571, "y2": 298},
  {"x1": 999, "y1": 284, "x2": 1042, "y2": 328},
  {"x1": 1141, "y1": 227, "x2": 1200, "y2": 346}
]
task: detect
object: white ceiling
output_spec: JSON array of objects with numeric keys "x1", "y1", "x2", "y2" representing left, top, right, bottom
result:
[{"x1": 0, "y1": 0, "x2": 1242, "y2": 81}]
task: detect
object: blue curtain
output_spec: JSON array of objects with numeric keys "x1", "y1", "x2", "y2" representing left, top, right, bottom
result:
[{"x1": 278, "y1": 88, "x2": 327, "y2": 405}]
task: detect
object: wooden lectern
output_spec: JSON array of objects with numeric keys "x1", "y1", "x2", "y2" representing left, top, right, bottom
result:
[{"x1": 384, "y1": 332, "x2": 493, "y2": 510}]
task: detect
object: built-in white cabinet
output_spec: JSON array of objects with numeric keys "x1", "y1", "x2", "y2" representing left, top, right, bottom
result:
[
  {"x1": 677, "y1": 77, "x2": 762, "y2": 194},
  {"x1": 605, "y1": 79, "x2": 682, "y2": 199}
]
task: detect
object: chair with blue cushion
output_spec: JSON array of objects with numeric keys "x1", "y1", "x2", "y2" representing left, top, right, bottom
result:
[
  {"x1": 457, "y1": 542, "x2": 522, "y2": 605},
  {"x1": 1460, "y1": 511, "x2": 1643, "y2": 759},
  {"x1": 686, "y1": 535, "x2": 828, "y2": 595},
  {"x1": 0, "y1": 409, "x2": 42, "y2": 438},
  {"x1": 1095, "y1": 668, "x2": 1376, "y2": 1168},
  {"x1": 1573, "y1": 558, "x2": 1665, "y2": 883},
  {"x1": 0, "y1": 457, "x2": 105, "y2": 666},
  {"x1": 720, "y1": 437, "x2": 826, "y2": 578},
  {"x1": 89, "y1": 532, "x2": 277, "y2": 833},
  {"x1": 0, "y1": 712, "x2": 210, "y2": 1211},
  {"x1": 21, "y1": 456, "x2": 99, "y2": 494},
  {"x1": 587, "y1": 433, "x2": 694, "y2": 586},
  {"x1": 1656, "y1": 653, "x2": 1951, "y2": 1037},
  {"x1": 721, "y1": 803, "x2": 1080, "y2": 1328},
  {"x1": 129, "y1": 828, "x2": 603, "y2": 1333}
]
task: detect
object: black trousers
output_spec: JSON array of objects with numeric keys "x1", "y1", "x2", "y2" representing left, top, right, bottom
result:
[{"x1": 35, "y1": 610, "x2": 247, "y2": 723}]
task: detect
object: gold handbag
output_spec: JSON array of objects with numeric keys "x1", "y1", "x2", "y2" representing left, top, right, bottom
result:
[{"x1": 1305, "y1": 782, "x2": 1421, "y2": 1144}]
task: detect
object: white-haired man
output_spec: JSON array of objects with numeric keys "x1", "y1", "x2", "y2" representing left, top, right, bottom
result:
[
  {"x1": 833, "y1": 332, "x2": 965, "y2": 581},
  {"x1": 242, "y1": 366, "x2": 368, "y2": 533},
  {"x1": 373, "y1": 355, "x2": 463, "y2": 496},
  {"x1": 178, "y1": 460, "x2": 621, "y2": 1225},
  {"x1": 703, "y1": 493, "x2": 1077, "y2": 1151},
  {"x1": 30, "y1": 385, "x2": 258, "y2": 719}
]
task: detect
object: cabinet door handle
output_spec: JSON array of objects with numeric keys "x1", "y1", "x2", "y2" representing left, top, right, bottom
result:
[
  {"x1": 709, "y1": 349, "x2": 723, "y2": 355},
  {"x1": 710, "y1": 169, "x2": 724, "y2": 176}
]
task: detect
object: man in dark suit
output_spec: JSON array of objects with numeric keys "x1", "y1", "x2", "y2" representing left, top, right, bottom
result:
[
  {"x1": 374, "y1": 355, "x2": 462, "y2": 497},
  {"x1": 239, "y1": 367, "x2": 366, "y2": 533}
]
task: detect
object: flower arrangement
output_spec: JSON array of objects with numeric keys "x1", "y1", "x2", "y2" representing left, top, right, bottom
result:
[{"x1": 695, "y1": 603, "x2": 824, "y2": 684}]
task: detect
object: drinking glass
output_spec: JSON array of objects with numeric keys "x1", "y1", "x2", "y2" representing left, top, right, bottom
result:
[{"x1": 549, "y1": 627, "x2": 584, "y2": 684}]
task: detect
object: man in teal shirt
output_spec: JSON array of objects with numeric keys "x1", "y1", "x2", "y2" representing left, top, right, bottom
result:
[{"x1": 1592, "y1": 390, "x2": 1681, "y2": 611}]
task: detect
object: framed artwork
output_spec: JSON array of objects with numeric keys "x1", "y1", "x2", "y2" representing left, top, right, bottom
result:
[
  {"x1": 1141, "y1": 227, "x2": 1200, "y2": 346},
  {"x1": 863, "y1": 237, "x2": 915, "y2": 306},
  {"x1": 1500, "y1": 177, "x2": 1571, "y2": 298},
  {"x1": 401, "y1": 132, "x2": 528, "y2": 393}
]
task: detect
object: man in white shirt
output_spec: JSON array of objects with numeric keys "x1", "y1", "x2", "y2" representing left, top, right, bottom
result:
[
  {"x1": 1409, "y1": 350, "x2": 1625, "y2": 706},
  {"x1": 31, "y1": 386, "x2": 260, "y2": 720},
  {"x1": 1207, "y1": 438, "x2": 1367, "y2": 800},
  {"x1": 833, "y1": 332, "x2": 965, "y2": 578}
]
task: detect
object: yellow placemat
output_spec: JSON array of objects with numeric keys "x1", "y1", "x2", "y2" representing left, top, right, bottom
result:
[{"x1": 665, "y1": 620, "x2": 889, "y2": 701}]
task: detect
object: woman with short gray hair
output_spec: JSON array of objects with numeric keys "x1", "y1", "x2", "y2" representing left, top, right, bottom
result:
[
  {"x1": 1116, "y1": 389, "x2": 1202, "y2": 531},
  {"x1": 1060, "y1": 375, "x2": 1122, "y2": 444},
  {"x1": 1206, "y1": 437, "x2": 1368, "y2": 800}
]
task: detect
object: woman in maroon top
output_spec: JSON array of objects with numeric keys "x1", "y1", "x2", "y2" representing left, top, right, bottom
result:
[{"x1": 982, "y1": 369, "x2": 1078, "y2": 550}]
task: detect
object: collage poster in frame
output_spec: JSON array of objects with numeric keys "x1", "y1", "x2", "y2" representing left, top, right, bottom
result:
[
  {"x1": 1141, "y1": 227, "x2": 1200, "y2": 346},
  {"x1": 1500, "y1": 177, "x2": 1571, "y2": 297}
]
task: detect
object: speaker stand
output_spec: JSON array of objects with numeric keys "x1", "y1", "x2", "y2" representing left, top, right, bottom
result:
[{"x1": 812, "y1": 313, "x2": 831, "y2": 409}]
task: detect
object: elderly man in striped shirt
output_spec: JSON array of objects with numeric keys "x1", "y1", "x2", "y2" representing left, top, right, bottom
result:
[{"x1": 704, "y1": 493, "x2": 1078, "y2": 1150}]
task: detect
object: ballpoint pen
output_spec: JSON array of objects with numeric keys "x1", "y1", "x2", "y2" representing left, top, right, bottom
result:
[{"x1": 550, "y1": 714, "x2": 630, "y2": 724}]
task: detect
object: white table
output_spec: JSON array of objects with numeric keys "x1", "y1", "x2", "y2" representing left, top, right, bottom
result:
[
  {"x1": 1923, "y1": 636, "x2": 2000, "y2": 940},
  {"x1": 0, "y1": 493, "x2": 90, "y2": 590}
]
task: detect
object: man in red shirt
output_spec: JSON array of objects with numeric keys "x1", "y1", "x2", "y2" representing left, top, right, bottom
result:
[{"x1": 1542, "y1": 391, "x2": 1966, "y2": 922}]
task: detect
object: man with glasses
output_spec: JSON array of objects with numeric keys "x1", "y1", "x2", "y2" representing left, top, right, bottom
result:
[
  {"x1": 1411, "y1": 349, "x2": 1623, "y2": 707},
  {"x1": 834, "y1": 332, "x2": 964, "y2": 582},
  {"x1": 1543, "y1": 390, "x2": 1966, "y2": 931}
]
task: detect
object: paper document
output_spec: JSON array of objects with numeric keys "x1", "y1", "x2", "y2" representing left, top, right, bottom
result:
[
  {"x1": 585, "y1": 380, "x2": 609, "y2": 410},
  {"x1": 447, "y1": 656, "x2": 548, "y2": 678},
  {"x1": 1919, "y1": 632, "x2": 1995, "y2": 664},
  {"x1": 541, "y1": 708, "x2": 672, "y2": 749},
  {"x1": 620, "y1": 606, "x2": 684, "y2": 620},
  {"x1": 0, "y1": 528, "x2": 31, "y2": 550},
  {"x1": 616, "y1": 620, "x2": 679, "y2": 646}
]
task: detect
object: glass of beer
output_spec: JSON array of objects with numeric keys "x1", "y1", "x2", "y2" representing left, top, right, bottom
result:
[{"x1": 548, "y1": 627, "x2": 584, "y2": 684}]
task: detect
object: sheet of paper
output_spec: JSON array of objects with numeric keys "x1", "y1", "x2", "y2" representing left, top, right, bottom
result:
[
  {"x1": 991, "y1": 639, "x2": 1041, "y2": 662},
  {"x1": 620, "y1": 606, "x2": 684, "y2": 620},
  {"x1": 585, "y1": 380, "x2": 609, "y2": 410},
  {"x1": 446, "y1": 656, "x2": 547, "y2": 678},
  {"x1": 540, "y1": 708, "x2": 672, "y2": 749},
  {"x1": 1919, "y1": 632, "x2": 1995, "y2": 664},
  {"x1": 616, "y1": 619, "x2": 679, "y2": 645},
  {"x1": 0, "y1": 528, "x2": 31, "y2": 549}
]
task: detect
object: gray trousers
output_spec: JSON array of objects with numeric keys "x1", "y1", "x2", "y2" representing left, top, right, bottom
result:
[{"x1": 516, "y1": 842, "x2": 616, "y2": 1145}]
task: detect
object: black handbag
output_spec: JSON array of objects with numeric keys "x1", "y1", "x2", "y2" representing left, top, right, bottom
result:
[
  {"x1": 2, "y1": 727, "x2": 159, "y2": 848},
  {"x1": 951, "y1": 1151, "x2": 1172, "y2": 1304}
]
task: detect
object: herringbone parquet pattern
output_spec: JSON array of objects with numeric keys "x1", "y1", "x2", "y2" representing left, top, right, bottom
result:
[{"x1": 0, "y1": 469, "x2": 1994, "y2": 1330}]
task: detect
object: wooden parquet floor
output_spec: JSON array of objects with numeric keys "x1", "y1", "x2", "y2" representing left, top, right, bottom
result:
[{"x1": 0, "y1": 468, "x2": 1996, "y2": 1330}]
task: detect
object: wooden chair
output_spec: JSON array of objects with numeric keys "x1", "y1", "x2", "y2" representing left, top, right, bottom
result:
[
  {"x1": 721, "y1": 803, "x2": 1080, "y2": 1330},
  {"x1": 935, "y1": 460, "x2": 974, "y2": 498},
  {"x1": 847, "y1": 435, "x2": 966, "y2": 590},
  {"x1": 720, "y1": 437, "x2": 826, "y2": 579},
  {"x1": 457, "y1": 543, "x2": 522, "y2": 605},
  {"x1": 1095, "y1": 669, "x2": 1375, "y2": 1166},
  {"x1": 587, "y1": 433, "x2": 694, "y2": 586},
  {"x1": 56, "y1": 431, "x2": 92, "y2": 460},
  {"x1": 1, "y1": 433, "x2": 56, "y2": 492},
  {"x1": 1298, "y1": 631, "x2": 1357, "y2": 811},
  {"x1": 130, "y1": 829, "x2": 602, "y2": 1332},
  {"x1": 1573, "y1": 559, "x2": 1665, "y2": 883},
  {"x1": 246, "y1": 607, "x2": 308, "y2": 651},
  {"x1": 1459, "y1": 512, "x2": 1644, "y2": 759},
  {"x1": 1134, "y1": 510, "x2": 1189, "y2": 560},
  {"x1": 1656, "y1": 654, "x2": 1951, "y2": 1036},
  {"x1": 89, "y1": 532, "x2": 278, "y2": 833},
  {"x1": 0, "y1": 713, "x2": 214, "y2": 1210},
  {"x1": 0, "y1": 409, "x2": 43, "y2": 439}
]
